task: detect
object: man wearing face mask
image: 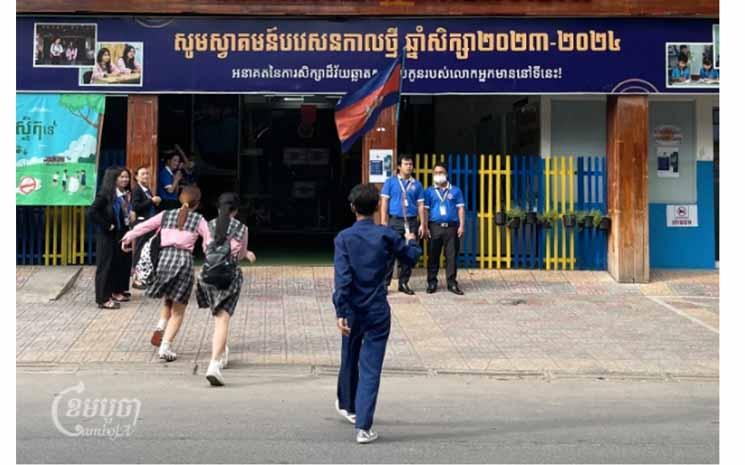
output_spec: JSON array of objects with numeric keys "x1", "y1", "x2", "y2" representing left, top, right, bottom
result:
[
  {"x1": 424, "y1": 163, "x2": 466, "y2": 295},
  {"x1": 380, "y1": 155, "x2": 427, "y2": 295}
]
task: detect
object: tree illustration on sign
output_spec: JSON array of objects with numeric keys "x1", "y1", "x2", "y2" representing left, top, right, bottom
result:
[{"x1": 58, "y1": 94, "x2": 106, "y2": 128}]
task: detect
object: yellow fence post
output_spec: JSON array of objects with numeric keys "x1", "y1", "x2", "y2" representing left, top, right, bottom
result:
[
  {"x1": 505, "y1": 154, "x2": 512, "y2": 269},
  {"x1": 478, "y1": 153, "x2": 486, "y2": 270},
  {"x1": 488, "y1": 155, "x2": 494, "y2": 269},
  {"x1": 544, "y1": 157, "x2": 551, "y2": 270},
  {"x1": 560, "y1": 156, "x2": 567, "y2": 270},
  {"x1": 569, "y1": 156, "x2": 575, "y2": 270}
]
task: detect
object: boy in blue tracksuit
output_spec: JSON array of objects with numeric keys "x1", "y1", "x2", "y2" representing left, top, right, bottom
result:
[{"x1": 333, "y1": 183, "x2": 422, "y2": 444}]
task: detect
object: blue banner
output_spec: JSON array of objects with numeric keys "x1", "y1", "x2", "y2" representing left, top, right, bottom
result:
[{"x1": 17, "y1": 16, "x2": 719, "y2": 94}]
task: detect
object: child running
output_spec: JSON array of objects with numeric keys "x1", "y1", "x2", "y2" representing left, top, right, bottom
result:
[
  {"x1": 121, "y1": 186, "x2": 211, "y2": 362},
  {"x1": 196, "y1": 193, "x2": 256, "y2": 386}
]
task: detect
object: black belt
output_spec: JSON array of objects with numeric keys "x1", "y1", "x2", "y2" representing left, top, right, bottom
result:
[{"x1": 430, "y1": 221, "x2": 458, "y2": 228}]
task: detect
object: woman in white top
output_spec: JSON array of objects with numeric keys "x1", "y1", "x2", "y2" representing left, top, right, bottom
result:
[{"x1": 49, "y1": 37, "x2": 64, "y2": 65}]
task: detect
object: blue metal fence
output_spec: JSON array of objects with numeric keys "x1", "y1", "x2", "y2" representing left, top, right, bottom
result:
[{"x1": 447, "y1": 153, "x2": 479, "y2": 268}]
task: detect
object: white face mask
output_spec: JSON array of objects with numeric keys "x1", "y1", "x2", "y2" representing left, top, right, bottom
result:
[{"x1": 433, "y1": 174, "x2": 447, "y2": 185}]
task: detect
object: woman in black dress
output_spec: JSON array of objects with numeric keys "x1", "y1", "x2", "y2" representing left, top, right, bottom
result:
[
  {"x1": 88, "y1": 167, "x2": 134, "y2": 309},
  {"x1": 131, "y1": 166, "x2": 162, "y2": 289}
]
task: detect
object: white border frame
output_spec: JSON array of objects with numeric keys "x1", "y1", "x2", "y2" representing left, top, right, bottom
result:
[
  {"x1": 665, "y1": 41, "x2": 719, "y2": 90},
  {"x1": 78, "y1": 41, "x2": 145, "y2": 88},
  {"x1": 713, "y1": 24, "x2": 720, "y2": 69},
  {"x1": 32, "y1": 22, "x2": 97, "y2": 68}
]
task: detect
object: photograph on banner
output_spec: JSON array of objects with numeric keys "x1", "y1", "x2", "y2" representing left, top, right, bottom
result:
[
  {"x1": 713, "y1": 24, "x2": 720, "y2": 68},
  {"x1": 33, "y1": 23, "x2": 96, "y2": 67},
  {"x1": 657, "y1": 146, "x2": 680, "y2": 178},
  {"x1": 79, "y1": 42, "x2": 143, "y2": 86},
  {"x1": 16, "y1": 94, "x2": 105, "y2": 206},
  {"x1": 666, "y1": 42, "x2": 719, "y2": 88}
]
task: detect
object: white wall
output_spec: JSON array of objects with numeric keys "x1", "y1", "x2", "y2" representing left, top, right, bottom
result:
[{"x1": 548, "y1": 97, "x2": 607, "y2": 158}]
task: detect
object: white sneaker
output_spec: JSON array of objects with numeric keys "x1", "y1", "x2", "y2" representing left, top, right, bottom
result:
[
  {"x1": 335, "y1": 399, "x2": 356, "y2": 424},
  {"x1": 356, "y1": 429, "x2": 379, "y2": 444},
  {"x1": 158, "y1": 344, "x2": 177, "y2": 362},
  {"x1": 205, "y1": 360, "x2": 225, "y2": 386},
  {"x1": 219, "y1": 345, "x2": 229, "y2": 369}
]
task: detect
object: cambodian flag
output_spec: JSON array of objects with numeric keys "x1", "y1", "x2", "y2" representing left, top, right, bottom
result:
[{"x1": 335, "y1": 54, "x2": 403, "y2": 153}]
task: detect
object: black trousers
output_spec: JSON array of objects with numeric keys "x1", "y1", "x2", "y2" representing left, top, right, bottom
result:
[
  {"x1": 94, "y1": 229, "x2": 131, "y2": 304},
  {"x1": 427, "y1": 222, "x2": 460, "y2": 286},
  {"x1": 385, "y1": 216, "x2": 420, "y2": 286}
]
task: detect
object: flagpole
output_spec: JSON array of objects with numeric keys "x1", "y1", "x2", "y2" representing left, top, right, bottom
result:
[{"x1": 395, "y1": 50, "x2": 405, "y2": 166}]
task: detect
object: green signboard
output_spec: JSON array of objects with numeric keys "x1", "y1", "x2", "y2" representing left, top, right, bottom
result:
[{"x1": 16, "y1": 94, "x2": 105, "y2": 206}]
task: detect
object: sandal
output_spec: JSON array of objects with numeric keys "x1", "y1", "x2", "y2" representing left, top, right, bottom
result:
[
  {"x1": 111, "y1": 294, "x2": 130, "y2": 302},
  {"x1": 98, "y1": 300, "x2": 121, "y2": 309}
]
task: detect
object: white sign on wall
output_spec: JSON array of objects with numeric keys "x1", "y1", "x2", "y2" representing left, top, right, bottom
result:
[
  {"x1": 369, "y1": 149, "x2": 393, "y2": 184},
  {"x1": 666, "y1": 204, "x2": 698, "y2": 227},
  {"x1": 656, "y1": 146, "x2": 680, "y2": 178}
]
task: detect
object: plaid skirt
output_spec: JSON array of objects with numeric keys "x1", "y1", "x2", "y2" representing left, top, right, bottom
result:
[
  {"x1": 146, "y1": 247, "x2": 194, "y2": 304},
  {"x1": 196, "y1": 266, "x2": 243, "y2": 316}
]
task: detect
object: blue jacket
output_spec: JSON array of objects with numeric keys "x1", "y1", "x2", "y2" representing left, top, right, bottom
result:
[{"x1": 333, "y1": 218, "x2": 422, "y2": 318}]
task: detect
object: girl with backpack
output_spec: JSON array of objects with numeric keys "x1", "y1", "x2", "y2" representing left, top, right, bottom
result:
[
  {"x1": 196, "y1": 192, "x2": 256, "y2": 386},
  {"x1": 121, "y1": 186, "x2": 211, "y2": 362}
]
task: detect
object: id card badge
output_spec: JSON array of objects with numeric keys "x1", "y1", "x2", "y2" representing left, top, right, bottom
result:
[
  {"x1": 404, "y1": 221, "x2": 411, "y2": 235},
  {"x1": 439, "y1": 205, "x2": 447, "y2": 217},
  {"x1": 403, "y1": 198, "x2": 409, "y2": 208}
]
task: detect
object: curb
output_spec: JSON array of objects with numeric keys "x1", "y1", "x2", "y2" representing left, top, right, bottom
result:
[
  {"x1": 15, "y1": 361, "x2": 719, "y2": 382},
  {"x1": 50, "y1": 266, "x2": 82, "y2": 301}
]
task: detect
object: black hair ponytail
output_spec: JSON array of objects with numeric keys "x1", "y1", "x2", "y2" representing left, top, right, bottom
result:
[{"x1": 214, "y1": 192, "x2": 240, "y2": 244}]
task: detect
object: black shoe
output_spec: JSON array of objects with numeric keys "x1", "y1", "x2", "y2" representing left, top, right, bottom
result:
[
  {"x1": 398, "y1": 283, "x2": 415, "y2": 295},
  {"x1": 447, "y1": 284, "x2": 464, "y2": 295},
  {"x1": 426, "y1": 283, "x2": 437, "y2": 294}
]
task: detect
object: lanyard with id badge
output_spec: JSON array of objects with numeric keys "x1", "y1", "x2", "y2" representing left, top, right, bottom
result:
[
  {"x1": 434, "y1": 185, "x2": 450, "y2": 218},
  {"x1": 398, "y1": 177, "x2": 413, "y2": 235}
]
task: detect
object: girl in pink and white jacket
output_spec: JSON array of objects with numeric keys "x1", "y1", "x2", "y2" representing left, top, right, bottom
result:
[{"x1": 121, "y1": 186, "x2": 211, "y2": 362}]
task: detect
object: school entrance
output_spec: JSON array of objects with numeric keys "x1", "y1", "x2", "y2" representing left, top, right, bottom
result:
[{"x1": 158, "y1": 94, "x2": 363, "y2": 264}]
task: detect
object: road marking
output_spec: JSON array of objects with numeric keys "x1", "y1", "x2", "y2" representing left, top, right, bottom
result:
[{"x1": 647, "y1": 296, "x2": 719, "y2": 334}]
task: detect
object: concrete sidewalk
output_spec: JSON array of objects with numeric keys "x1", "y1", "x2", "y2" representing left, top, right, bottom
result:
[{"x1": 16, "y1": 266, "x2": 719, "y2": 379}]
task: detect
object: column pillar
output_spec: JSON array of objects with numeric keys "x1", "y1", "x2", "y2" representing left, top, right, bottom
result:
[
  {"x1": 126, "y1": 95, "x2": 159, "y2": 186},
  {"x1": 606, "y1": 95, "x2": 649, "y2": 283},
  {"x1": 362, "y1": 105, "x2": 397, "y2": 223}
]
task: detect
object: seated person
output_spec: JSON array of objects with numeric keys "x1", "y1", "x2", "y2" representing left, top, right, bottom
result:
[
  {"x1": 116, "y1": 44, "x2": 142, "y2": 75},
  {"x1": 699, "y1": 57, "x2": 719, "y2": 82},
  {"x1": 91, "y1": 48, "x2": 122, "y2": 81},
  {"x1": 671, "y1": 53, "x2": 691, "y2": 83}
]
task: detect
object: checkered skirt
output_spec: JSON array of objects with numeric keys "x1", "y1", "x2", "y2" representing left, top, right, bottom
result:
[
  {"x1": 196, "y1": 218, "x2": 247, "y2": 316},
  {"x1": 145, "y1": 209, "x2": 203, "y2": 304}
]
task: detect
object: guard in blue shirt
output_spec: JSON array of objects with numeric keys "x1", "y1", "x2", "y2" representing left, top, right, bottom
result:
[
  {"x1": 424, "y1": 163, "x2": 466, "y2": 295},
  {"x1": 333, "y1": 183, "x2": 422, "y2": 444},
  {"x1": 379, "y1": 154, "x2": 427, "y2": 295}
]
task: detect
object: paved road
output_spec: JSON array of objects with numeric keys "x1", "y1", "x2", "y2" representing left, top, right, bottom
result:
[{"x1": 17, "y1": 368, "x2": 718, "y2": 463}]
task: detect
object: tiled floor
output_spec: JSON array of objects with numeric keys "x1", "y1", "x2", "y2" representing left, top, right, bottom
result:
[{"x1": 16, "y1": 266, "x2": 719, "y2": 377}]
